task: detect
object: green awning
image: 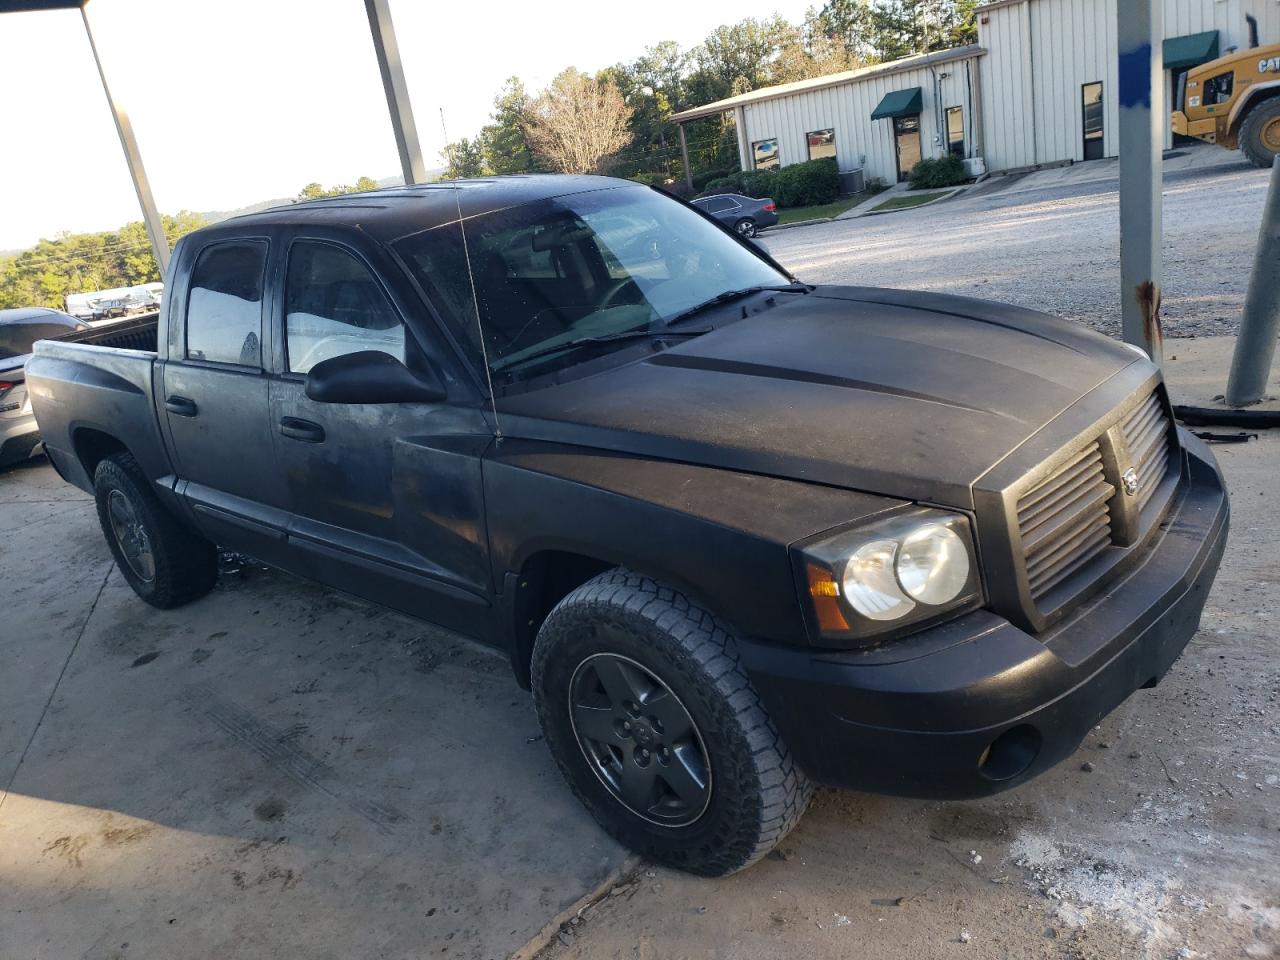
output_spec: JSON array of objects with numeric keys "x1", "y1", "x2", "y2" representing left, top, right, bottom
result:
[
  {"x1": 1164, "y1": 30, "x2": 1219, "y2": 71},
  {"x1": 870, "y1": 87, "x2": 923, "y2": 121}
]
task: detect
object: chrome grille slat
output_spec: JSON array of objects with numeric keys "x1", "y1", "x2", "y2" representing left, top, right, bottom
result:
[
  {"x1": 1016, "y1": 441, "x2": 1114, "y2": 602},
  {"x1": 1121, "y1": 392, "x2": 1174, "y2": 513}
]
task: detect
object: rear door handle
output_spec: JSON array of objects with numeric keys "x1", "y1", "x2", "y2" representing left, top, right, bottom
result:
[
  {"x1": 279, "y1": 417, "x2": 325, "y2": 443},
  {"x1": 165, "y1": 395, "x2": 198, "y2": 417}
]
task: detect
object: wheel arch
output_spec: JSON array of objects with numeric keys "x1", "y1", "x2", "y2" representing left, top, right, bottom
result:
[
  {"x1": 72, "y1": 426, "x2": 130, "y2": 481},
  {"x1": 1228, "y1": 81, "x2": 1280, "y2": 132},
  {"x1": 506, "y1": 547, "x2": 725, "y2": 689}
]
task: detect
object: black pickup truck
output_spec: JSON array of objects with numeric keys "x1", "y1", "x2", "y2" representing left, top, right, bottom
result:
[{"x1": 27, "y1": 176, "x2": 1229, "y2": 876}]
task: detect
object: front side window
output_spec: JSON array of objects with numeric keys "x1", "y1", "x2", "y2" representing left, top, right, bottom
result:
[
  {"x1": 284, "y1": 242, "x2": 405, "y2": 374},
  {"x1": 186, "y1": 241, "x2": 267, "y2": 366},
  {"x1": 946, "y1": 107, "x2": 965, "y2": 156},
  {"x1": 752, "y1": 138, "x2": 779, "y2": 169},
  {"x1": 1203, "y1": 70, "x2": 1234, "y2": 105},
  {"x1": 807, "y1": 128, "x2": 836, "y2": 160},
  {"x1": 395, "y1": 186, "x2": 789, "y2": 383}
]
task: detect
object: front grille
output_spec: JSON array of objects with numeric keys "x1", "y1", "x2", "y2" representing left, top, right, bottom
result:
[
  {"x1": 1017, "y1": 441, "x2": 1114, "y2": 601},
  {"x1": 1121, "y1": 390, "x2": 1172, "y2": 511}
]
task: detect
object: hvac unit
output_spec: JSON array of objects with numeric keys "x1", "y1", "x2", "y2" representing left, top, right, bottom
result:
[{"x1": 838, "y1": 168, "x2": 866, "y2": 195}]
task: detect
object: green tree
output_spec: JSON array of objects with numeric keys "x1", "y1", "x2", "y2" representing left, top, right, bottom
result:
[
  {"x1": 440, "y1": 137, "x2": 488, "y2": 178},
  {"x1": 481, "y1": 77, "x2": 535, "y2": 174}
]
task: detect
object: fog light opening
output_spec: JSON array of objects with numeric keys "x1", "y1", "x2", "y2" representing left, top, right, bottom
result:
[{"x1": 978, "y1": 724, "x2": 1042, "y2": 781}]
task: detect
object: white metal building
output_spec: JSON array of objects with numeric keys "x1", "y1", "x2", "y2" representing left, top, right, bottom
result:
[{"x1": 672, "y1": 0, "x2": 1277, "y2": 185}]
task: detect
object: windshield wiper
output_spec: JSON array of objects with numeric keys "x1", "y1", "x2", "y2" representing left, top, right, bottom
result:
[
  {"x1": 494, "y1": 327, "x2": 712, "y2": 374},
  {"x1": 660, "y1": 283, "x2": 809, "y2": 328}
]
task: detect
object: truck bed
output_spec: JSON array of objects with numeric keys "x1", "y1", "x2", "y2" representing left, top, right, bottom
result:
[{"x1": 52, "y1": 313, "x2": 159, "y2": 353}]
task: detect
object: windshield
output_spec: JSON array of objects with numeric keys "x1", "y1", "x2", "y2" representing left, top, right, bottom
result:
[{"x1": 394, "y1": 185, "x2": 789, "y2": 381}]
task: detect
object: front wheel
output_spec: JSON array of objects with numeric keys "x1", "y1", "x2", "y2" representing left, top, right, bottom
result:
[
  {"x1": 94, "y1": 452, "x2": 218, "y2": 608},
  {"x1": 531, "y1": 569, "x2": 812, "y2": 876},
  {"x1": 734, "y1": 217, "x2": 758, "y2": 238},
  {"x1": 1240, "y1": 98, "x2": 1280, "y2": 168}
]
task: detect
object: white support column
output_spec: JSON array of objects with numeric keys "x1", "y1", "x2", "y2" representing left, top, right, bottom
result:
[
  {"x1": 734, "y1": 106, "x2": 750, "y2": 172},
  {"x1": 364, "y1": 0, "x2": 426, "y2": 185},
  {"x1": 82, "y1": 5, "x2": 169, "y2": 276},
  {"x1": 1117, "y1": 0, "x2": 1165, "y2": 366}
]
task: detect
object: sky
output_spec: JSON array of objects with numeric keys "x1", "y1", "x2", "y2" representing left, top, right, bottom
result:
[{"x1": 0, "y1": 0, "x2": 814, "y2": 251}]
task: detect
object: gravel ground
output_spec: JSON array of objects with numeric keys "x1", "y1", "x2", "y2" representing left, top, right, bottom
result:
[{"x1": 760, "y1": 156, "x2": 1270, "y2": 339}]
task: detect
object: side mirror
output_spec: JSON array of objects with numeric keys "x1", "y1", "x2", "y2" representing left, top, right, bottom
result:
[{"x1": 304, "y1": 350, "x2": 446, "y2": 404}]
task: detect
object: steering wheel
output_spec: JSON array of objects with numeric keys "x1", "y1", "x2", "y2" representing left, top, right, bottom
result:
[{"x1": 599, "y1": 277, "x2": 642, "y2": 310}]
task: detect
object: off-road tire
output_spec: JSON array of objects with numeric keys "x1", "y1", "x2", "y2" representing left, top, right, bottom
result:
[
  {"x1": 1240, "y1": 97, "x2": 1280, "y2": 169},
  {"x1": 94, "y1": 452, "x2": 217, "y2": 608},
  {"x1": 531, "y1": 568, "x2": 812, "y2": 876}
]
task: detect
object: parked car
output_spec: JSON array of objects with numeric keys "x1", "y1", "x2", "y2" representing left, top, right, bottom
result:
[
  {"x1": 0, "y1": 307, "x2": 91, "y2": 467},
  {"x1": 27, "y1": 176, "x2": 1228, "y2": 877},
  {"x1": 691, "y1": 193, "x2": 778, "y2": 237}
]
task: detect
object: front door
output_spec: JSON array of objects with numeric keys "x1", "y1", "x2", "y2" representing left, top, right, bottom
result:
[
  {"x1": 894, "y1": 115, "x2": 922, "y2": 182},
  {"x1": 160, "y1": 237, "x2": 291, "y2": 563},
  {"x1": 268, "y1": 238, "x2": 493, "y2": 637}
]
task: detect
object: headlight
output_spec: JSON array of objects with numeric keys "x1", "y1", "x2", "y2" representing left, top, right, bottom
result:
[{"x1": 796, "y1": 508, "x2": 982, "y2": 645}]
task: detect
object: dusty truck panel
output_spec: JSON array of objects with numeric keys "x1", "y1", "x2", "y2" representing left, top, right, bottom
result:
[{"x1": 26, "y1": 175, "x2": 1229, "y2": 877}]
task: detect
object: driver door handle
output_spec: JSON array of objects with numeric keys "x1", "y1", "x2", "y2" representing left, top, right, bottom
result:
[
  {"x1": 165, "y1": 395, "x2": 198, "y2": 417},
  {"x1": 279, "y1": 417, "x2": 325, "y2": 443}
]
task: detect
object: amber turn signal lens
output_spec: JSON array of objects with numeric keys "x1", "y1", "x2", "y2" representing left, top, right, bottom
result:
[{"x1": 806, "y1": 563, "x2": 850, "y2": 631}]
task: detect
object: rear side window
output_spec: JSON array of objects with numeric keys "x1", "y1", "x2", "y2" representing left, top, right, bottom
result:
[
  {"x1": 704, "y1": 197, "x2": 737, "y2": 213},
  {"x1": 186, "y1": 241, "x2": 267, "y2": 366},
  {"x1": 284, "y1": 241, "x2": 405, "y2": 374}
]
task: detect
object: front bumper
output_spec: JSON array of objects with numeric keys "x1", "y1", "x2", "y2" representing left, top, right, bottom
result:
[{"x1": 738, "y1": 430, "x2": 1229, "y2": 799}]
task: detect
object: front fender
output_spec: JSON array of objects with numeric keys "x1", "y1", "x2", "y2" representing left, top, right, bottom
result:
[{"x1": 483, "y1": 438, "x2": 905, "y2": 647}]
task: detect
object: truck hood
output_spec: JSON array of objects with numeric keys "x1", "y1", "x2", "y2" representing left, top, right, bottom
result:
[{"x1": 496, "y1": 286, "x2": 1142, "y2": 509}]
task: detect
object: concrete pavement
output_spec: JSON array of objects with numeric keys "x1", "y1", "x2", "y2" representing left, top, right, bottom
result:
[{"x1": 0, "y1": 463, "x2": 627, "y2": 960}]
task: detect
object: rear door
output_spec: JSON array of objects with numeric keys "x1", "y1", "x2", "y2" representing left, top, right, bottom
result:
[
  {"x1": 267, "y1": 234, "x2": 493, "y2": 636},
  {"x1": 160, "y1": 236, "x2": 290, "y2": 561}
]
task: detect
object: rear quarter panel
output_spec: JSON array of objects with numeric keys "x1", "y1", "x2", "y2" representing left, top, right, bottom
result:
[{"x1": 25, "y1": 341, "x2": 166, "y2": 493}]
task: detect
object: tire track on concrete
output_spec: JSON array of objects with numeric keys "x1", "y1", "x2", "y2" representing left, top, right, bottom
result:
[{"x1": 181, "y1": 683, "x2": 408, "y2": 833}]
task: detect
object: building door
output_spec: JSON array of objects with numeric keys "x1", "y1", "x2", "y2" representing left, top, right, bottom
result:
[
  {"x1": 1082, "y1": 82, "x2": 1105, "y2": 161},
  {"x1": 894, "y1": 115, "x2": 922, "y2": 182}
]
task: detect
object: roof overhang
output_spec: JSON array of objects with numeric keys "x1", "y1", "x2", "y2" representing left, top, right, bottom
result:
[
  {"x1": 871, "y1": 86, "x2": 923, "y2": 120},
  {"x1": 0, "y1": 0, "x2": 85, "y2": 11},
  {"x1": 1164, "y1": 30, "x2": 1219, "y2": 71},
  {"x1": 670, "y1": 45, "x2": 984, "y2": 123}
]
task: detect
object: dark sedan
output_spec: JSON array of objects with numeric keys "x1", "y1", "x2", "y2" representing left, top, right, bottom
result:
[{"x1": 691, "y1": 193, "x2": 778, "y2": 238}]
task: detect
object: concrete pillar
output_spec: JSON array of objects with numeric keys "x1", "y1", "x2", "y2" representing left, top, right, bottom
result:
[
  {"x1": 364, "y1": 0, "x2": 426, "y2": 185},
  {"x1": 1225, "y1": 155, "x2": 1280, "y2": 407},
  {"x1": 82, "y1": 4, "x2": 169, "y2": 276},
  {"x1": 1117, "y1": 0, "x2": 1165, "y2": 366},
  {"x1": 679, "y1": 123, "x2": 692, "y2": 190}
]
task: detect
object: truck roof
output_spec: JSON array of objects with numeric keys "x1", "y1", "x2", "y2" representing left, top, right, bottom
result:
[{"x1": 217, "y1": 174, "x2": 634, "y2": 243}]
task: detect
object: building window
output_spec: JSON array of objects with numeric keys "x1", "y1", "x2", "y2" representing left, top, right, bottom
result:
[
  {"x1": 806, "y1": 128, "x2": 836, "y2": 161},
  {"x1": 1082, "y1": 82, "x2": 1104, "y2": 161},
  {"x1": 752, "y1": 138, "x2": 779, "y2": 169},
  {"x1": 945, "y1": 107, "x2": 965, "y2": 157}
]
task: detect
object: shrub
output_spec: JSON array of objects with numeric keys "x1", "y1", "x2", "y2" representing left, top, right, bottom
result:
[
  {"x1": 772, "y1": 157, "x2": 839, "y2": 207},
  {"x1": 701, "y1": 174, "x2": 742, "y2": 196},
  {"x1": 692, "y1": 167, "x2": 734, "y2": 191},
  {"x1": 628, "y1": 172, "x2": 668, "y2": 187},
  {"x1": 908, "y1": 153, "x2": 968, "y2": 190}
]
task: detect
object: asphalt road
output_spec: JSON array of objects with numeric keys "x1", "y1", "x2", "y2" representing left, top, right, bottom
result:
[{"x1": 761, "y1": 155, "x2": 1270, "y2": 340}]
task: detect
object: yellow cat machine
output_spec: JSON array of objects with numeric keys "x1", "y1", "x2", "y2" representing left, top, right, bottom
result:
[{"x1": 1172, "y1": 15, "x2": 1280, "y2": 167}]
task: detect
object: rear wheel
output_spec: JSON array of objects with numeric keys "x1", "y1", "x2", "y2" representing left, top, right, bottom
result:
[
  {"x1": 94, "y1": 452, "x2": 217, "y2": 608},
  {"x1": 1240, "y1": 98, "x2": 1280, "y2": 168},
  {"x1": 531, "y1": 568, "x2": 811, "y2": 876},
  {"x1": 734, "y1": 217, "x2": 758, "y2": 238}
]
